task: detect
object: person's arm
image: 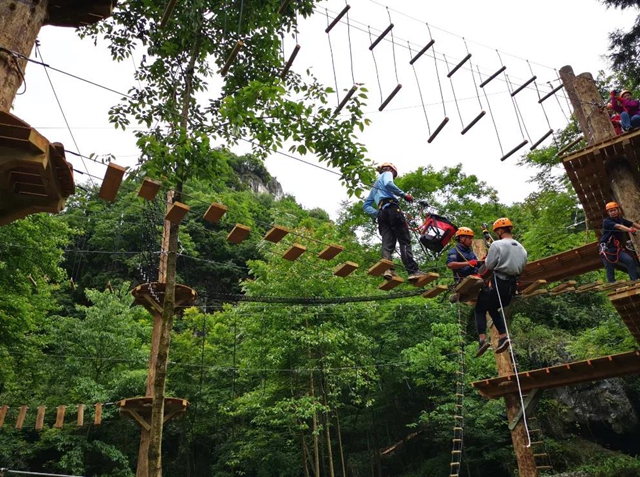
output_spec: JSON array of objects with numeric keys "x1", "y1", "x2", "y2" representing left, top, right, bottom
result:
[
  {"x1": 363, "y1": 190, "x2": 378, "y2": 218},
  {"x1": 380, "y1": 172, "x2": 407, "y2": 199},
  {"x1": 484, "y1": 244, "x2": 499, "y2": 271},
  {"x1": 615, "y1": 218, "x2": 639, "y2": 234},
  {"x1": 611, "y1": 92, "x2": 624, "y2": 112}
]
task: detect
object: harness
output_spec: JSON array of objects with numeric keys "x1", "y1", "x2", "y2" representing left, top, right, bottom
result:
[
  {"x1": 453, "y1": 244, "x2": 479, "y2": 281},
  {"x1": 378, "y1": 198, "x2": 399, "y2": 210},
  {"x1": 599, "y1": 237, "x2": 622, "y2": 264}
]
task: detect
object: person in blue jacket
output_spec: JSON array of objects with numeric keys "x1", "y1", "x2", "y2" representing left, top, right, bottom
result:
[
  {"x1": 363, "y1": 162, "x2": 425, "y2": 281},
  {"x1": 600, "y1": 201, "x2": 640, "y2": 283},
  {"x1": 446, "y1": 227, "x2": 480, "y2": 283}
]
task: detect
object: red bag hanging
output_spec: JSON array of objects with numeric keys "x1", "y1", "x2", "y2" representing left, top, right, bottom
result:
[{"x1": 418, "y1": 214, "x2": 458, "y2": 253}]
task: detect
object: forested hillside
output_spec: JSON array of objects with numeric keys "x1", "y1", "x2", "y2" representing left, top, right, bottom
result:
[{"x1": 1, "y1": 146, "x2": 640, "y2": 477}]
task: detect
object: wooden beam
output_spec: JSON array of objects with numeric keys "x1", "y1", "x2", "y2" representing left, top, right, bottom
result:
[
  {"x1": 203, "y1": 203, "x2": 228, "y2": 223},
  {"x1": 165, "y1": 201, "x2": 190, "y2": 224},
  {"x1": 98, "y1": 162, "x2": 127, "y2": 202},
  {"x1": 35, "y1": 405, "x2": 46, "y2": 430},
  {"x1": 138, "y1": 178, "x2": 162, "y2": 200},
  {"x1": 54, "y1": 405, "x2": 66, "y2": 429},
  {"x1": 264, "y1": 225, "x2": 290, "y2": 243},
  {"x1": 227, "y1": 224, "x2": 251, "y2": 244},
  {"x1": 334, "y1": 261, "x2": 358, "y2": 277},
  {"x1": 422, "y1": 285, "x2": 448, "y2": 299},
  {"x1": 318, "y1": 244, "x2": 344, "y2": 260},
  {"x1": 282, "y1": 243, "x2": 306, "y2": 261},
  {"x1": 15, "y1": 405, "x2": 28, "y2": 429},
  {"x1": 549, "y1": 280, "x2": 577, "y2": 295},
  {"x1": 509, "y1": 389, "x2": 543, "y2": 430},
  {"x1": 378, "y1": 276, "x2": 404, "y2": 291},
  {"x1": 367, "y1": 259, "x2": 394, "y2": 277}
]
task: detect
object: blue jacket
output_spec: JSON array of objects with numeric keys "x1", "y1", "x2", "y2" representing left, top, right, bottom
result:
[
  {"x1": 363, "y1": 172, "x2": 406, "y2": 218},
  {"x1": 447, "y1": 244, "x2": 479, "y2": 280}
]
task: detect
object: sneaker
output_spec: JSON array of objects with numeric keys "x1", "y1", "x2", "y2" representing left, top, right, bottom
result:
[
  {"x1": 495, "y1": 337, "x2": 510, "y2": 354},
  {"x1": 383, "y1": 269, "x2": 397, "y2": 280},
  {"x1": 407, "y1": 270, "x2": 426, "y2": 281},
  {"x1": 475, "y1": 339, "x2": 491, "y2": 357},
  {"x1": 449, "y1": 293, "x2": 460, "y2": 303}
]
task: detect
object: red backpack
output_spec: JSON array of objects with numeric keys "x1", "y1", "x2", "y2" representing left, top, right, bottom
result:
[{"x1": 418, "y1": 214, "x2": 458, "y2": 253}]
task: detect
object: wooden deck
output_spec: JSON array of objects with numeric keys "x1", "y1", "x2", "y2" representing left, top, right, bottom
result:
[
  {"x1": 131, "y1": 282, "x2": 197, "y2": 315},
  {"x1": 609, "y1": 282, "x2": 640, "y2": 343},
  {"x1": 471, "y1": 350, "x2": 640, "y2": 399},
  {"x1": 562, "y1": 130, "x2": 640, "y2": 231},
  {"x1": 46, "y1": 0, "x2": 117, "y2": 27},
  {"x1": 519, "y1": 242, "x2": 602, "y2": 287}
]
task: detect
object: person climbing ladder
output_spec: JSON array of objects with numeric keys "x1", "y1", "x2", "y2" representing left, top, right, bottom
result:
[
  {"x1": 474, "y1": 218, "x2": 528, "y2": 357},
  {"x1": 363, "y1": 162, "x2": 426, "y2": 281}
]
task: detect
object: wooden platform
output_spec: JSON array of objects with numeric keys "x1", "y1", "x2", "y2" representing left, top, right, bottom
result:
[
  {"x1": 471, "y1": 350, "x2": 640, "y2": 399},
  {"x1": 0, "y1": 112, "x2": 75, "y2": 226},
  {"x1": 562, "y1": 130, "x2": 640, "y2": 231},
  {"x1": 46, "y1": 0, "x2": 117, "y2": 27},
  {"x1": 519, "y1": 242, "x2": 602, "y2": 287},
  {"x1": 131, "y1": 282, "x2": 197, "y2": 315},
  {"x1": 117, "y1": 397, "x2": 188, "y2": 430},
  {"x1": 609, "y1": 282, "x2": 640, "y2": 343}
]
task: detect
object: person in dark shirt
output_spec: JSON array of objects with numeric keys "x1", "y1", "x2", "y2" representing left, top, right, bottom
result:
[
  {"x1": 446, "y1": 227, "x2": 480, "y2": 283},
  {"x1": 599, "y1": 201, "x2": 640, "y2": 282}
]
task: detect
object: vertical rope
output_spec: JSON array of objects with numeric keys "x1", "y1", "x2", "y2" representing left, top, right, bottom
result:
[
  {"x1": 408, "y1": 41, "x2": 431, "y2": 135},
  {"x1": 444, "y1": 53, "x2": 464, "y2": 128},
  {"x1": 477, "y1": 65, "x2": 504, "y2": 154},
  {"x1": 386, "y1": 7, "x2": 400, "y2": 84},
  {"x1": 326, "y1": 9, "x2": 341, "y2": 105},
  {"x1": 368, "y1": 26, "x2": 384, "y2": 103},
  {"x1": 427, "y1": 24, "x2": 447, "y2": 117},
  {"x1": 528, "y1": 61, "x2": 559, "y2": 149},
  {"x1": 345, "y1": 1, "x2": 355, "y2": 85},
  {"x1": 464, "y1": 38, "x2": 483, "y2": 110}
]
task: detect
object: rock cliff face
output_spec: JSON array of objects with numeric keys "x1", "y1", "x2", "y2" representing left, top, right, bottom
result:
[{"x1": 241, "y1": 172, "x2": 284, "y2": 200}]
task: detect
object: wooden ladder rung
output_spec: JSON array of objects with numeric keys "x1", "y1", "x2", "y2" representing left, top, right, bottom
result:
[
  {"x1": 451, "y1": 450, "x2": 461, "y2": 454},
  {"x1": 534, "y1": 453, "x2": 548, "y2": 458},
  {"x1": 536, "y1": 466, "x2": 553, "y2": 470}
]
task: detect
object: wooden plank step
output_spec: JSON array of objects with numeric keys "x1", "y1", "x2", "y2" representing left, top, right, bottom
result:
[
  {"x1": 283, "y1": 243, "x2": 306, "y2": 261},
  {"x1": 318, "y1": 244, "x2": 344, "y2": 260},
  {"x1": 534, "y1": 453, "x2": 548, "y2": 458},
  {"x1": 423, "y1": 285, "x2": 448, "y2": 299},
  {"x1": 165, "y1": 201, "x2": 190, "y2": 224},
  {"x1": 77, "y1": 404, "x2": 85, "y2": 426},
  {"x1": 54, "y1": 405, "x2": 66, "y2": 429},
  {"x1": 264, "y1": 225, "x2": 290, "y2": 243},
  {"x1": 334, "y1": 261, "x2": 358, "y2": 277},
  {"x1": 35, "y1": 406, "x2": 46, "y2": 430},
  {"x1": 203, "y1": 203, "x2": 228, "y2": 223},
  {"x1": 536, "y1": 466, "x2": 553, "y2": 470},
  {"x1": 94, "y1": 403, "x2": 103, "y2": 425},
  {"x1": 0, "y1": 405, "x2": 7, "y2": 428},
  {"x1": 15, "y1": 405, "x2": 28, "y2": 429},
  {"x1": 379, "y1": 276, "x2": 404, "y2": 291},
  {"x1": 367, "y1": 259, "x2": 394, "y2": 277},
  {"x1": 98, "y1": 162, "x2": 126, "y2": 202},
  {"x1": 412, "y1": 272, "x2": 439, "y2": 288},
  {"x1": 227, "y1": 224, "x2": 251, "y2": 244},
  {"x1": 451, "y1": 450, "x2": 461, "y2": 454},
  {"x1": 138, "y1": 177, "x2": 161, "y2": 200},
  {"x1": 530, "y1": 441, "x2": 544, "y2": 446}
]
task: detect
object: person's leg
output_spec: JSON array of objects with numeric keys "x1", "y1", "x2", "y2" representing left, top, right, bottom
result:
[
  {"x1": 391, "y1": 207, "x2": 420, "y2": 274},
  {"x1": 621, "y1": 111, "x2": 632, "y2": 130},
  {"x1": 630, "y1": 114, "x2": 640, "y2": 128},
  {"x1": 618, "y1": 249, "x2": 639, "y2": 280},
  {"x1": 378, "y1": 208, "x2": 396, "y2": 263},
  {"x1": 601, "y1": 253, "x2": 616, "y2": 282},
  {"x1": 473, "y1": 298, "x2": 491, "y2": 357}
]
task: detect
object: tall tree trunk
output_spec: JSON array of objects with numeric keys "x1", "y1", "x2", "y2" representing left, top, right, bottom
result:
[
  {"x1": 334, "y1": 409, "x2": 347, "y2": 477},
  {"x1": 321, "y1": 371, "x2": 335, "y2": 477},
  {"x1": 147, "y1": 31, "x2": 202, "y2": 477},
  {"x1": 306, "y1": 319, "x2": 320, "y2": 477},
  {"x1": 0, "y1": 0, "x2": 48, "y2": 112}
]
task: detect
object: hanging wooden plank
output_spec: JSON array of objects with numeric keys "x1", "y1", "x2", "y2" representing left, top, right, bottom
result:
[
  {"x1": 283, "y1": 243, "x2": 307, "y2": 261},
  {"x1": 318, "y1": 244, "x2": 344, "y2": 260},
  {"x1": 15, "y1": 405, "x2": 28, "y2": 429},
  {"x1": 264, "y1": 225, "x2": 290, "y2": 243},
  {"x1": 411, "y1": 272, "x2": 439, "y2": 288},
  {"x1": 379, "y1": 276, "x2": 404, "y2": 291},
  {"x1": 35, "y1": 406, "x2": 46, "y2": 430},
  {"x1": 138, "y1": 178, "x2": 162, "y2": 200},
  {"x1": 165, "y1": 201, "x2": 190, "y2": 224},
  {"x1": 98, "y1": 162, "x2": 127, "y2": 202},
  {"x1": 334, "y1": 261, "x2": 359, "y2": 277},
  {"x1": 0, "y1": 405, "x2": 8, "y2": 428},
  {"x1": 325, "y1": 4, "x2": 350, "y2": 33},
  {"x1": 227, "y1": 224, "x2": 251, "y2": 244},
  {"x1": 221, "y1": 40, "x2": 244, "y2": 75},
  {"x1": 422, "y1": 284, "x2": 449, "y2": 298},
  {"x1": 521, "y1": 280, "x2": 547, "y2": 296},
  {"x1": 54, "y1": 405, "x2": 66, "y2": 429},
  {"x1": 94, "y1": 403, "x2": 103, "y2": 425},
  {"x1": 203, "y1": 203, "x2": 228, "y2": 223},
  {"x1": 367, "y1": 259, "x2": 394, "y2": 277},
  {"x1": 77, "y1": 404, "x2": 85, "y2": 426}
]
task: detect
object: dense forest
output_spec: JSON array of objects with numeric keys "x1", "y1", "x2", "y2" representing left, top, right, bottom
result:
[{"x1": 3, "y1": 0, "x2": 640, "y2": 476}]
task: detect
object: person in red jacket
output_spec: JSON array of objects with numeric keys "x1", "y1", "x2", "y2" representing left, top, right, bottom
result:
[
  {"x1": 606, "y1": 102, "x2": 623, "y2": 135},
  {"x1": 611, "y1": 89, "x2": 640, "y2": 132}
]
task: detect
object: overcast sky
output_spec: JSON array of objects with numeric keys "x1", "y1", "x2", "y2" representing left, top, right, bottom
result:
[{"x1": 11, "y1": 0, "x2": 636, "y2": 218}]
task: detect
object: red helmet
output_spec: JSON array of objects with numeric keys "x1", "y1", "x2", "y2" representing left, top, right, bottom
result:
[
  {"x1": 377, "y1": 162, "x2": 398, "y2": 177},
  {"x1": 492, "y1": 217, "x2": 513, "y2": 231}
]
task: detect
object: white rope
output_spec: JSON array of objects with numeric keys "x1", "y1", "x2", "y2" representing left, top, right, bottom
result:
[{"x1": 493, "y1": 274, "x2": 532, "y2": 447}]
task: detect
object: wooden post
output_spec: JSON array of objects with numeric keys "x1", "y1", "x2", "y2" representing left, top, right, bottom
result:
[
  {"x1": 0, "y1": 0, "x2": 49, "y2": 112},
  {"x1": 559, "y1": 66, "x2": 615, "y2": 145}
]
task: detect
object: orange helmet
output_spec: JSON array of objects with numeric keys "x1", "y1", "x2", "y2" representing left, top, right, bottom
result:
[
  {"x1": 619, "y1": 90, "x2": 632, "y2": 100},
  {"x1": 455, "y1": 227, "x2": 474, "y2": 239},
  {"x1": 377, "y1": 162, "x2": 398, "y2": 177},
  {"x1": 492, "y1": 217, "x2": 513, "y2": 231},
  {"x1": 606, "y1": 201, "x2": 620, "y2": 211}
]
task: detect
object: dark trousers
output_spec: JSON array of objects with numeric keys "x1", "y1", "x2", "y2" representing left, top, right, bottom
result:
[
  {"x1": 378, "y1": 204, "x2": 419, "y2": 274},
  {"x1": 474, "y1": 276, "x2": 517, "y2": 336},
  {"x1": 601, "y1": 247, "x2": 638, "y2": 282}
]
